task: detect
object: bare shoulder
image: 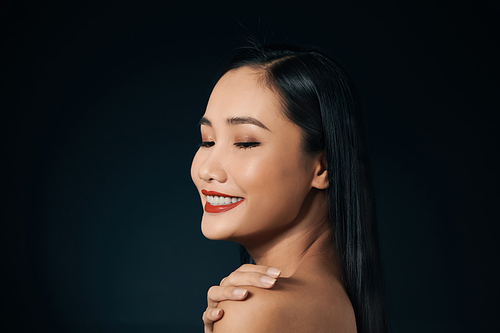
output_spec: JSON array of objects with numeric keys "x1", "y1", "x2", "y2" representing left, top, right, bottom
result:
[
  {"x1": 213, "y1": 272, "x2": 356, "y2": 333},
  {"x1": 213, "y1": 285, "x2": 286, "y2": 333}
]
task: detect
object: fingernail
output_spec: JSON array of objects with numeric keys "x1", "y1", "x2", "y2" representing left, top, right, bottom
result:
[
  {"x1": 267, "y1": 267, "x2": 281, "y2": 278},
  {"x1": 260, "y1": 275, "x2": 276, "y2": 287},
  {"x1": 212, "y1": 309, "x2": 221, "y2": 317},
  {"x1": 233, "y1": 288, "x2": 247, "y2": 297}
]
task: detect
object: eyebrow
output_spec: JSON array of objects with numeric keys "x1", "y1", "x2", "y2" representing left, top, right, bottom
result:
[
  {"x1": 198, "y1": 117, "x2": 212, "y2": 126},
  {"x1": 198, "y1": 116, "x2": 271, "y2": 131}
]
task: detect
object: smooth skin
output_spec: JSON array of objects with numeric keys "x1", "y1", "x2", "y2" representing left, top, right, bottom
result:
[
  {"x1": 192, "y1": 67, "x2": 356, "y2": 333},
  {"x1": 202, "y1": 264, "x2": 281, "y2": 333}
]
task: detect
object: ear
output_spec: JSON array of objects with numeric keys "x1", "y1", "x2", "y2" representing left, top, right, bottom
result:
[{"x1": 311, "y1": 152, "x2": 329, "y2": 190}]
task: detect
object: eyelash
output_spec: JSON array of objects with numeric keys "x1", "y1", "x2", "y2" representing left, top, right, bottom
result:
[
  {"x1": 199, "y1": 141, "x2": 261, "y2": 149},
  {"x1": 199, "y1": 141, "x2": 215, "y2": 148},
  {"x1": 235, "y1": 142, "x2": 260, "y2": 149}
]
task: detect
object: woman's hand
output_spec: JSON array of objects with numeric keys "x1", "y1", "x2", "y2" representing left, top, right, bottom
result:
[{"x1": 202, "y1": 264, "x2": 281, "y2": 333}]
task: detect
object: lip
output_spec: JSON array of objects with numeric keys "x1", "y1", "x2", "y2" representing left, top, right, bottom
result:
[
  {"x1": 201, "y1": 189, "x2": 245, "y2": 213},
  {"x1": 202, "y1": 189, "x2": 238, "y2": 197}
]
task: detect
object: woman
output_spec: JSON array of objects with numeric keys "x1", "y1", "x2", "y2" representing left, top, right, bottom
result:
[{"x1": 191, "y1": 44, "x2": 387, "y2": 333}]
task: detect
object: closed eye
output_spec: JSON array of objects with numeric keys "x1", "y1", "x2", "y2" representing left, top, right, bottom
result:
[
  {"x1": 199, "y1": 141, "x2": 215, "y2": 148},
  {"x1": 235, "y1": 142, "x2": 260, "y2": 149}
]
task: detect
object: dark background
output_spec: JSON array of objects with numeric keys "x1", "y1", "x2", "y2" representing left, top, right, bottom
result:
[{"x1": 2, "y1": 1, "x2": 498, "y2": 332}]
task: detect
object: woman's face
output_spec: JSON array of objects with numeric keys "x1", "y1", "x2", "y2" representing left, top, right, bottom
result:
[{"x1": 190, "y1": 66, "x2": 322, "y2": 246}]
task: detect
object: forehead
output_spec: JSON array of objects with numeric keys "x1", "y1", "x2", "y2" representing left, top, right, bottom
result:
[{"x1": 204, "y1": 67, "x2": 287, "y2": 126}]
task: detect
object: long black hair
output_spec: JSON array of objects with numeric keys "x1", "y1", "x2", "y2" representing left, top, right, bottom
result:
[{"x1": 222, "y1": 44, "x2": 387, "y2": 333}]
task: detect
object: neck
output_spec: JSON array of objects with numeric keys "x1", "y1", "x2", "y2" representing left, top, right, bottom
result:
[{"x1": 243, "y1": 189, "x2": 336, "y2": 278}]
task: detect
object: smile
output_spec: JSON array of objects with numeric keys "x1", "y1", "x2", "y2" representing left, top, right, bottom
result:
[
  {"x1": 206, "y1": 195, "x2": 243, "y2": 205},
  {"x1": 202, "y1": 190, "x2": 245, "y2": 213}
]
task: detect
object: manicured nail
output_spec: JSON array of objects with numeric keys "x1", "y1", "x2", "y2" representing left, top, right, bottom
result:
[
  {"x1": 212, "y1": 309, "x2": 221, "y2": 317},
  {"x1": 260, "y1": 275, "x2": 276, "y2": 287},
  {"x1": 267, "y1": 267, "x2": 281, "y2": 278},
  {"x1": 233, "y1": 288, "x2": 247, "y2": 297}
]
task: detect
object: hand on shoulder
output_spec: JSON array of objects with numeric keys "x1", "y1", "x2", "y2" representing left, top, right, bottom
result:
[
  {"x1": 214, "y1": 284, "x2": 287, "y2": 333},
  {"x1": 203, "y1": 264, "x2": 282, "y2": 333},
  {"x1": 213, "y1": 271, "x2": 356, "y2": 333}
]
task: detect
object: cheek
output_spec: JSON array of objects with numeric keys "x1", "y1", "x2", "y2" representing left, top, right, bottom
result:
[
  {"x1": 227, "y1": 153, "x2": 267, "y2": 190},
  {"x1": 236, "y1": 150, "x2": 310, "y2": 211}
]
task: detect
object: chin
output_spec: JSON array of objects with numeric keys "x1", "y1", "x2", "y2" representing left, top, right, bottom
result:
[{"x1": 201, "y1": 215, "x2": 236, "y2": 241}]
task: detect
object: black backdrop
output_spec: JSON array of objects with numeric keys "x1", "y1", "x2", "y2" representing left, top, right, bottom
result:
[{"x1": 2, "y1": 1, "x2": 499, "y2": 332}]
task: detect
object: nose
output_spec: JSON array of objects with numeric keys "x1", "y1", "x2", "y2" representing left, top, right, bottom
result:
[{"x1": 197, "y1": 149, "x2": 228, "y2": 183}]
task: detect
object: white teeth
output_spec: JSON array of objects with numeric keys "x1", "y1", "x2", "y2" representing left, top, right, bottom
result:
[{"x1": 206, "y1": 195, "x2": 243, "y2": 206}]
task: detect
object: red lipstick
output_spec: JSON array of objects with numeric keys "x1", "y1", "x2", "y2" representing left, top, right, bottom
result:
[
  {"x1": 202, "y1": 190, "x2": 237, "y2": 197},
  {"x1": 201, "y1": 189, "x2": 245, "y2": 213}
]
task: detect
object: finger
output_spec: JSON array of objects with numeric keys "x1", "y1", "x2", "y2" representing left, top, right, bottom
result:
[
  {"x1": 220, "y1": 271, "x2": 278, "y2": 288},
  {"x1": 218, "y1": 265, "x2": 281, "y2": 286},
  {"x1": 235, "y1": 264, "x2": 282, "y2": 278},
  {"x1": 203, "y1": 308, "x2": 223, "y2": 325},
  {"x1": 204, "y1": 324, "x2": 212, "y2": 333},
  {"x1": 207, "y1": 286, "x2": 248, "y2": 308},
  {"x1": 203, "y1": 311, "x2": 213, "y2": 333}
]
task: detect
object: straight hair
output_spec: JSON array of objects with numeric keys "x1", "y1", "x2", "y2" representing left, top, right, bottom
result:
[{"x1": 223, "y1": 43, "x2": 387, "y2": 333}]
